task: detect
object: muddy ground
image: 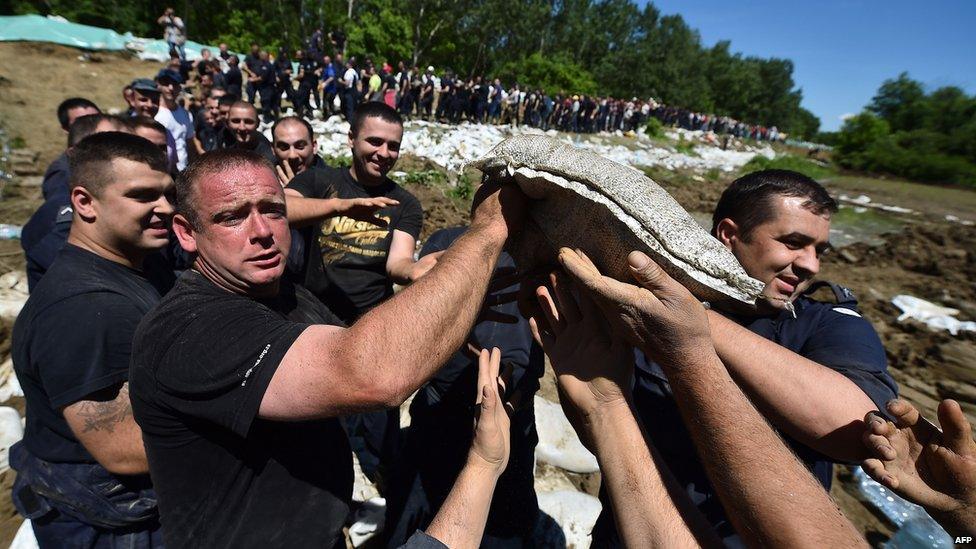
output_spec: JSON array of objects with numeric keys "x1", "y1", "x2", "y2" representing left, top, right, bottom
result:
[{"x1": 2, "y1": 40, "x2": 975, "y2": 546}]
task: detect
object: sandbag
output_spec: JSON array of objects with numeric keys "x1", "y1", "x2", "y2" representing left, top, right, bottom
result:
[{"x1": 470, "y1": 135, "x2": 766, "y2": 306}]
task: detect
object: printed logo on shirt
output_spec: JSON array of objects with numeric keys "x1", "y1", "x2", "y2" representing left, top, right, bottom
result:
[
  {"x1": 242, "y1": 343, "x2": 272, "y2": 387},
  {"x1": 318, "y1": 215, "x2": 393, "y2": 261}
]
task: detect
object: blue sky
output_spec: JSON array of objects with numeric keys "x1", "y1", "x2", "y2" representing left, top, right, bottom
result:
[{"x1": 640, "y1": 0, "x2": 976, "y2": 131}]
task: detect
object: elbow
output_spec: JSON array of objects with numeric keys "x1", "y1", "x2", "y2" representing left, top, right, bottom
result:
[{"x1": 101, "y1": 455, "x2": 149, "y2": 476}]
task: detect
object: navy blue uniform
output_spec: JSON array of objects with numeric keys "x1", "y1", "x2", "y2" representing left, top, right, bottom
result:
[
  {"x1": 592, "y1": 283, "x2": 898, "y2": 547},
  {"x1": 384, "y1": 226, "x2": 544, "y2": 548}
]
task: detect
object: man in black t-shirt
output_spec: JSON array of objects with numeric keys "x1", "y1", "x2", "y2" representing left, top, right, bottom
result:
[
  {"x1": 219, "y1": 101, "x2": 276, "y2": 164},
  {"x1": 129, "y1": 147, "x2": 526, "y2": 547},
  {"x1": 285, "y1": 103, "x2": 441, "y2": 483},
  {"x1": 11, "y1": 132, "x2": 174, "y2": 547},
  {"x1": 285, "y1": 102, "x2": 440, "y2": 323}
]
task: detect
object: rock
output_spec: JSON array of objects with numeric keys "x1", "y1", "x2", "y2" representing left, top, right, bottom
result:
[
  {"x1": 0, "y1": 271, "x2": 29, "y2": 322},
  {"x1": 936, "y1": 380, "x2": 976, "y2": 404},
  {"x1": 933, "y1": 341, "x2": 976, "y2": 384},
  {"x1": 0, "y1": 406, "x2": 23, "y2": 473},
  {"x1": 534, "y1": 396, "x2": 599, "y2": 474},
  {"x1": 536, "y1": 490, "x2": 602, "y2": 548},
  {"x1": 838, "y1": 248, "x2": 860, "y2": 264}
]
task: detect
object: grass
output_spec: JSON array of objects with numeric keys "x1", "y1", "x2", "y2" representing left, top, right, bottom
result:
[{"x1": 741, "y1": 154, "x2": 835, "y2": 180}]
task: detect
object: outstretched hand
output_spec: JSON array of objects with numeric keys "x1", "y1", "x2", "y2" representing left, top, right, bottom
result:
[
  {"x1": 335, "y1": 196, "x2": 400, "y2": 227},
  {"x1": 529, "y1": 272, "x2": 634, "y2": 442},
  {"x1": 862, "y1": 398, "x2": 976, "y2": 535},
  {"x1": 556, "y1": 248, "x2": 713, "y2": 371},
  {"x1": 468, "y1": 348, "x2": 511, "y2": 476}
]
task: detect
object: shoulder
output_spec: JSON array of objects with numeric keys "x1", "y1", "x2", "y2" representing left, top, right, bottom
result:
[{"x1": 389, "y1": 182, "x2": 421, "y2": 206}]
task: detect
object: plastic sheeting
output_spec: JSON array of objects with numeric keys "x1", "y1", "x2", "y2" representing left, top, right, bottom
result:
[
  {"x1": 892, "y1": 295, "x2": 976, "y2": 335},
  {"x1": 0, "y1": 14, "x2": 229, "y2": 62}
]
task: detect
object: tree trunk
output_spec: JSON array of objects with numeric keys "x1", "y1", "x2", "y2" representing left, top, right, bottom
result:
[{"x1": 348, "y1": 0, "x2": 355, "y2": 19}]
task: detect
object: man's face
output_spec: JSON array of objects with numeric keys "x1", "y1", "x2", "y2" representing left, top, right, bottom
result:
[
  {"x1": 348, "y1": 117, "x2": 402, "y2": 182},
  {"x1": 206, "y1": 98, "x2": 221, "y2": 125},
  {"x1": 218, "y1": 103, "x2": 231, "y2": 125},
  {"x1": 324, "y1": 55, "x2": 331, "y2": 65},
  {"x1": 129, "y1": 90, "x2": 160, "y2": 117},
  {"x1": 178, "y1": 165, "x2": 290, "y2": 295},
  {"x1": 228, "y1": 106, "x2": 258, "y2": 143},
  {"x1": 273, "y1": 121, "x2": 317, "y2": 175},
  {"x1": 721, "y1": 195, "x2": 831, "y2": 308},
  {"x1": 65, "y1": 106, "x2": 100, "y2": 130},
  {"x1": 83, "y1": 159, "x2": 174, "y2": 255},
  {"x1": 157, "y1": 79, "x2": 180, "y2": 101}
]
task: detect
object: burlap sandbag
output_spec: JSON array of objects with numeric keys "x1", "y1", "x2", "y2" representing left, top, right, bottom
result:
[{"x1": 469, "y1": 135, "x2": 766, "y2": 306}]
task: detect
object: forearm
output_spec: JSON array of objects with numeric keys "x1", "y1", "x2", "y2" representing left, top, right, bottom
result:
[
  {"x1": 708, "y1": 311, "x2": 876, "y2": 459},
  {"x1": 665, "y1": 349, "x2": 866, "y2": 548},
  {"x1": 587, "y1": 402, "x2": 714, "y2": 549},
  {"x1": 345, "y1": 223, "x2": 504, "y2": 404},
  {"x1": 285, "y1": 195, "x2": 347, "y2": 227},
  {"x1": 425, "y1": 462, "x2": 499, "y2": 548},
  {"x1": 386, "y1": 257, "x2": 417, "y2": 285}
]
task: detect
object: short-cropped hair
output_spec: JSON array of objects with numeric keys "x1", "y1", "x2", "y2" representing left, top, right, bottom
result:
[
  {"x1": 350, "y1": 101, "x2": 402, "y2": 137},
  {"x1": 57, "y1": 97, "x2": 100, "y2": 130},
  {"x1": 125, "y1": 115, "x2": 168, "y2": 137},
  {"x1": 67, "y1": 114, "x2": 125, "y2": 148},
  {"x1": 272, "y1": 116, "x2": 314, "y2": 142},
  {"x1": 176, "y1": 148, "x2": 274, "y2": 229},
  {"x1": 711, "y1": 169, "x2": 838, "y2": 239},
  {"x1": 69, "y1": 132, "x2": 169, "y2": 196}
]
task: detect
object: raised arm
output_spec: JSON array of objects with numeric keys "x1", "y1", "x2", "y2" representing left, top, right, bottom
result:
[
  {"x1": 259, "y1": 181, "x2": 524, "y2": 419},
  {"x1": 707, "y1": 312, "x2": 880, "y2": 460},
  {"x1": 63, "y1": 383, "x2": 148, "y2": 475},
  {"x1": 558, "y1": 249, "x2": 867, "y2": 548},
  {"x1": 528, "y1": 277, "x2": 716, "y2": 549},
  {"x1": 425, "y1": 348, "x2": 511, "y2": 548}
]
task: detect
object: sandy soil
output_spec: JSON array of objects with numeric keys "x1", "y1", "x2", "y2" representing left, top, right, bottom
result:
[{"x1": 1, "y1": 40, "x2": 975, "y2": 546}]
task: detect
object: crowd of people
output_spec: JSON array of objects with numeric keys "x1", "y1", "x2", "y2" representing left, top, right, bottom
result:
[
  {"x1": 154, "y1": 22, "x2": 783, "y2": 143},
  {"x1": 6, "y1": 15, "x2": 975, "y2": 549}
]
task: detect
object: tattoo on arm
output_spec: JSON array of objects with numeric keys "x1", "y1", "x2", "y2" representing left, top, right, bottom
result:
[{"x1": 75, "y1": 383, "x2": 132, "y2": 434}]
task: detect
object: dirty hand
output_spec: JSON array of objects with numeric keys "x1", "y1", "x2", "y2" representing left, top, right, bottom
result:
[
  {"x1": 336, "y1": 197, "x2": 399, "y2": 227},
  {"x1": 529, "y1": 272, "x2": 634, "y2": 441},
  {"x1": 862, "y1": 398, "x2": 976, "y2": 535},
  {"x1": 468, "y1": 347, "x2": 511, "y2": 476},
  {"x1": 470, "y1": 178, "x2": 527, "y2": 240},
  {"x1": 557, "y1": 248, "x2": 712, "y2": 370}
]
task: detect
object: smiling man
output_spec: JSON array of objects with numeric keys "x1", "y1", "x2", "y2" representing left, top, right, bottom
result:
[
  {"x1": 593, "y1": 168, "x2": 898, "y2": 546},
  {"x1": 219, "y1": 101, "x2": 276, "y2": 165},
  {"x1": 127, "y1": 148, "x2": 526, "y2": 547},
  {"x1": 271, "y1": 116, "x2": 324, "y2": 184},
  {"x1": 11, "y1": 132, "x2": 173, "y2": 547}
]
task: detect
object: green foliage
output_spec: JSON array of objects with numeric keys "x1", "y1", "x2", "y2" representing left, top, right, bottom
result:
[
  {"x1": 495, "y1": 53, "x2": 597, "y2": 95},
  {"x1": 402, "y1": 170, "x2": 444, "y2": 187},
  {"x1": 835, "y1": 74, "x2": 976, "y2": 187},
  {"x1": 644, "y1": 117, "x2": 664, "y2": 138},
  {"x1": 323, "y1": 154, "x2": 352, "y2": 168},
  {"x1": 449, "y1": 174, "x2": 474, "y2": 200},
  {"x1": 9, "y1": 136, "x2": 26, "y2": 149},
  {"x1": 673, "y1": 135, "x2": 697, "y2": 156},
  {"x1": 741, "y1": 154, "x2": 834, "y2": 181}
]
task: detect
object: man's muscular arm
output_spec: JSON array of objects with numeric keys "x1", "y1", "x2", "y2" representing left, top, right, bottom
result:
[
  {"x1": 260, "y1": 182, "x2": 523, "y2": 420},
  {"x1": 63, "y1": 383, "x2": 148, "y2": 475},
  {"x1": 706, "y1": 312, "x2": 878, "y2": 461}
]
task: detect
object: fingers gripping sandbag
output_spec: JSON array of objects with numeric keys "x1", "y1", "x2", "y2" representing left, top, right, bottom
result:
[{"x1": 470, "y1": 135, "x2": 766, "y2": 306}]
